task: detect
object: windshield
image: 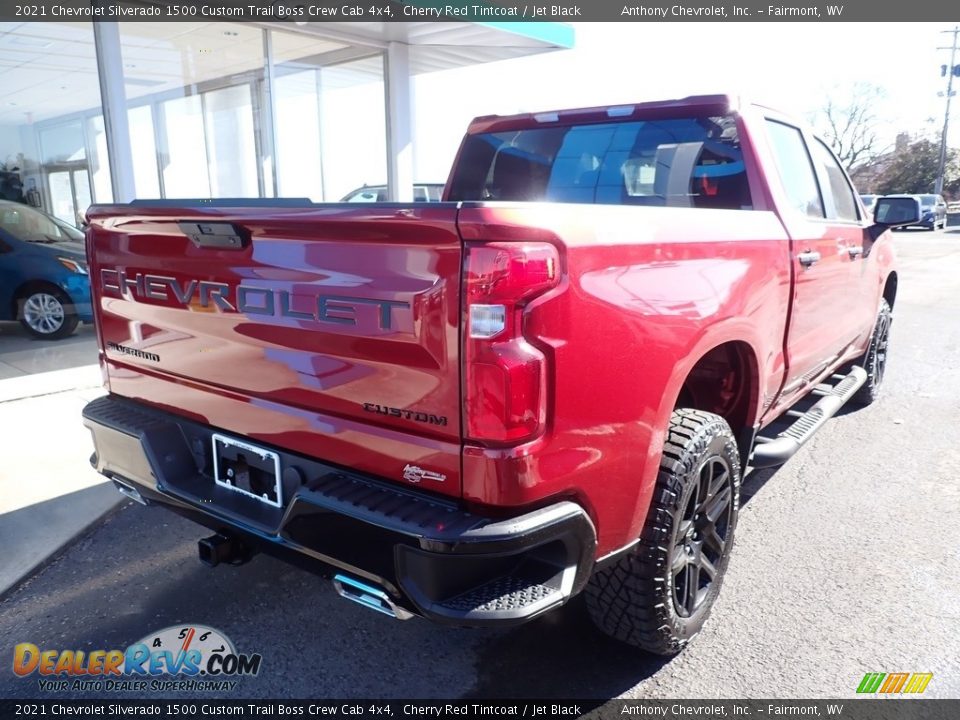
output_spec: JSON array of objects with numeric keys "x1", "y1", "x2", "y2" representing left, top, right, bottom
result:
[
  {"x1": 447, "y1": 115, "x2": 752, "y2": 210},
  {"x1": 0, "y1": 204, "x2": 83, "y2": 244},
  {"x1": 919, "y1": 195, "x2": 936, "y2": 208}
]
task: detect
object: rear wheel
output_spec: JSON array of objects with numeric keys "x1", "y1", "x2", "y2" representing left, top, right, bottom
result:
[
  {"x1": 851, "y1": 299, "x2": 892, "y2": 406},
  {"x1": 586, "y1": 409, "x2": 741, "y2": 655},
  {"x1": 18, "y1": 286, "x2": 79, "y2": 340}
]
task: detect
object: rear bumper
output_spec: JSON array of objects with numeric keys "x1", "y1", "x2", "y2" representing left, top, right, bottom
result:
[{"x1": 82, "y1": 394, "x2": 596, "y2": 626}]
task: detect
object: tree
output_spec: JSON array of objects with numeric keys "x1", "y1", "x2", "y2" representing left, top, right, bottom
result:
[
  {"x1": 811, "y1": 83, "x2": 886, "y2": 172},
  {"x1": 875, "y1": 138, "x2": 960, "y2": 195}
]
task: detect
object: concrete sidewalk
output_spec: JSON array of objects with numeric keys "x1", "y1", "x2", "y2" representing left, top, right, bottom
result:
[
  {"x1": 0, "y1": 322, "x2": 98, "y2": 380},
  {"x1": 0, "y1": 366, "x2": 121, "y2": 597}
]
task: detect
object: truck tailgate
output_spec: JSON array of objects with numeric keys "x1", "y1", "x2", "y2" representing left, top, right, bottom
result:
[{"x1": 85, "y1": 204, "x2": 463, "y2": 498}]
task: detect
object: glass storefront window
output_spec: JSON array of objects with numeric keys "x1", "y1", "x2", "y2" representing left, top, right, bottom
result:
[
  {"x1": 87, "y1": 116, "x2": 113, "y2": 204},
  {"x1": 1, "y1": 21, "x2": 391, "y2": 210},
  {"x1": 271, "y1": 29, "x2": 386, "y2": 201},
  {"x1": 119, "y1": 22, "x2": 266, "y2": 200},
  {"x1": 274, "y1": 69, "x2": 324, "y2": 200},
  {"x1": 128, "y1": 105, "x2": 161, "y2": 199},
  {"x1": 0, "y1": 22, "x2": 104, "y2": 226},
  {"x1": 318, "y1": 57, "x2": 387, "y2": 201},
  {"x1": 160, "y1": 95, "x2": 210, "y2": 198},
  {"x1": 39, "y1": 122, "x2": 86, "y2": 165},
  {"x1": 204, "y1": 85, "x2": 259, "y2": 198}
]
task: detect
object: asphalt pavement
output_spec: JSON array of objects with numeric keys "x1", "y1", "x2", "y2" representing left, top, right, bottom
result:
[{"x1": 1, "y1": 229, "x2": 958, "y2": 701}]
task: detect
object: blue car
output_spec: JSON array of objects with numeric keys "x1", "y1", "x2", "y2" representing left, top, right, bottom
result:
[{"x1": 0, "y1": 200, "x2": 92, "y2": 339}]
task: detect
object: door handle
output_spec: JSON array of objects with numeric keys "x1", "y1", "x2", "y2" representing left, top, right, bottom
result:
[
  {"x1": 797, "y1": 250, "x2": 821, "y2": 267},
  {"x1": 846, "y1": 246, "x2": 864, "y2": 258}
]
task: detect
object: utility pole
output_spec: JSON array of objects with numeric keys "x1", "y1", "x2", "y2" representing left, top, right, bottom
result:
[{"x1": 935, "y1": 26, "x2": 959, "y2": 195}]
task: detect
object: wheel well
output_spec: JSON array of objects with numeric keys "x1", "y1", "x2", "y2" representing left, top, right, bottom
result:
[
  {"x1": 675, "y1": 341, "x2": 759, "y2": 435},
  {"x1": 882, "y1": 272, "x2": 898, "y2": 310}
]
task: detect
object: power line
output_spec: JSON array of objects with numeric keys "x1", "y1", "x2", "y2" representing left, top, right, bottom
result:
[{"x1": 935, "y1": 26, "x2": 959, "y2": 195}]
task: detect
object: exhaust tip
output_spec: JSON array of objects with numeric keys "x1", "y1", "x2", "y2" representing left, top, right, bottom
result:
[
  {"x1": 332, "y1": 574, "x2": 413, "y2": 620},
  {"x1": 111, "y1": 477, "x2": 147, "y2": 506}
]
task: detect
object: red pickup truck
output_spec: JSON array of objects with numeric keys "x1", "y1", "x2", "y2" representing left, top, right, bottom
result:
[{"x1": 82, "y1": 95, "x2": 916, "y2": 655}]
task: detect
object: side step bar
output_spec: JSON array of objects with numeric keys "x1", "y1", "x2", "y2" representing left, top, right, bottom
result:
[{"x1": 751, "y1": 366, "x2": 867, "y2": 469}]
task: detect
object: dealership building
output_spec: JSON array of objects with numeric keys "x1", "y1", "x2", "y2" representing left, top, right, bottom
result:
[{"x1": 0, "y1": 19, "x2": 572, "y2": 226}]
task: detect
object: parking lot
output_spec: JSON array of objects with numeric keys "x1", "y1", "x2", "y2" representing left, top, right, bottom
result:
[{"x1": 1, "y1": 228, "x2": 959, "y2": 701}]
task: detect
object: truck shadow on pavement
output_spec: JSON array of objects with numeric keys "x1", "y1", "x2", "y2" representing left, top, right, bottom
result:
[
  {"x1": 0, "y1": 502, "x2": 668, "y2": 700},
  {"x1": 1, "y1": 464, "x2": 810, "y2": 701},
  {"x1": 1, "y1": 446, "x2": 859, "y2": 701},
  {"x1": 740, "y1": 465, "x2": 780, "y2": 508},
  {"x1": 466, "y1": 594, "x2": 671, "y2": 699}
]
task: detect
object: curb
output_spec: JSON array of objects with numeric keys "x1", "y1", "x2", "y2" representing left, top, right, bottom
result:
[{"x1": 0, "y1": 485, "x2": 124, "y2": 601}]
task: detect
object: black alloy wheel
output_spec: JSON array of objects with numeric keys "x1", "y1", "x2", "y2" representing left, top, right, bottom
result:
[{"x1": 672, "y1": 456, "x2": 734, "y2": 618}]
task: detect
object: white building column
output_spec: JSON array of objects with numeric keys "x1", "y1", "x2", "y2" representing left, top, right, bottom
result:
[
  {"x1": 385, "y1": 42, "x2": 414, "y2": 202},
  {"x1": 93, "y1": 21, "x2": 136, "y2": 203}
]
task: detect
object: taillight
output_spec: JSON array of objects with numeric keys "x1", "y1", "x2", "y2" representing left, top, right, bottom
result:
[{"x1": 463, "y1": 243, "x2": 560, "y2": 444}]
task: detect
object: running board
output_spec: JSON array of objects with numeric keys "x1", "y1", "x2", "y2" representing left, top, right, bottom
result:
[{"x1": 751, "y1": 366, "x2": 867, "y2": 469}]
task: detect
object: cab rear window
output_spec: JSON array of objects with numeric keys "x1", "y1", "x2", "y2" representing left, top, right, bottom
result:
[{"x1": 447, "y1": 115, "x2": 752, "y2": 210}]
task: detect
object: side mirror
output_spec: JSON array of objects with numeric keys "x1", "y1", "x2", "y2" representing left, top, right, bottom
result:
[{"x1": 873, "y1": 196, "x2": 920, "y2": 227}]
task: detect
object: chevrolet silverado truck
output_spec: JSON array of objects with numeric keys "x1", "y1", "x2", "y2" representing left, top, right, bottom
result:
[{"x1": 82, "y1": 95, "x2": 917, "y2": 655}]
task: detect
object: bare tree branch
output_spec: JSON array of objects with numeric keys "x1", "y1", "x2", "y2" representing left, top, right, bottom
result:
[{"x1": 810, "y1": 83, "x2": 886, "y2": 172}]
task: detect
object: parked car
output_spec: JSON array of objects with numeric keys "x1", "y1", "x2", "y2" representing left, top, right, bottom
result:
[
  {"x1": 83, "y1": 94, "x2": 905, "y2": 655},
  {"x1": 341, "y1": 183, "x2": 444, "y2": 202},
  {"x1": 0, "y1": 200, "x2": 92, "y2": 339},
  {"x1": 859, "y1": 194, "x2": 878, "y2": 217},
  {"x1": 917, "y1": 194, "x2": 948, "y2": 230}
]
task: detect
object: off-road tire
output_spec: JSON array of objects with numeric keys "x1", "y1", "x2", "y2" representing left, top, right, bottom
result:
[
  {"x1": 851, "y1": 299, "x2": 892, "y2": 406},
  {"x1": 586, "y1": 409, "x2": 741, "y2": 655}
]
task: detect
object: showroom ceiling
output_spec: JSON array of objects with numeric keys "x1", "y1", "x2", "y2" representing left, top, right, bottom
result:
[{"x1": 0, "y1": 20, "x2": 571, "y2": 126}]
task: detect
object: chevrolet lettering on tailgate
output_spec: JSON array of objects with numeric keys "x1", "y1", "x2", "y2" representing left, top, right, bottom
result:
[{"x1": 100, "y1": 269, "x2": 410, "y2": 329}]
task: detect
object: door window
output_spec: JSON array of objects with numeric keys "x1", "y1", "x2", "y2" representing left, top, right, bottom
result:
[
  {"x1": 764, "y1": 120, "x2": 824, "y2": 219},
  {"x1": 811, "y1": 140, "x2": 859, "y2": 222}
]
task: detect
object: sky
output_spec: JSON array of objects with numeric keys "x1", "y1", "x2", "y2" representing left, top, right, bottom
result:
[{"x1": 411, "y1": 22, "x2": 960, "y2": 182}]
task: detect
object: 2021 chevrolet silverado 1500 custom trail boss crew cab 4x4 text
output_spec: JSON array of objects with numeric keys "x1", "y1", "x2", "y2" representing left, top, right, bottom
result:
[{"x1": 81, "y1": 95, "x2": 912, "y2": 654}]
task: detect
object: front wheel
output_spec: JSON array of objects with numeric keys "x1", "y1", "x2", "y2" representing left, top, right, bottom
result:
[
  {"x1": 851, "y1": 299, "x2": 892, "y2": 406},
  {"x1": 18, "y1": 287, "x2": 79, "y2": 340},
  {"x1": 586, "y1": 409, "x2": 741, "y2": 655}
]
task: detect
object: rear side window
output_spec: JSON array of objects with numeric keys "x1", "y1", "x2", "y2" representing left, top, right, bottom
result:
[
  {"x1": 811, "y1": 139, "x2": 859, "y2": 222},
  {"x1": 447, "y1": 115, "x2": 752, "y2": 210},
  {"x1": 764, "y1": 120, "x2": 824, "y2": 219}
]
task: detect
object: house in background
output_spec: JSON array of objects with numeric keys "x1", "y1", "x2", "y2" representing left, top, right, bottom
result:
[{"x1": 849, "y1": 132, "x2": 911, "y2": 194}]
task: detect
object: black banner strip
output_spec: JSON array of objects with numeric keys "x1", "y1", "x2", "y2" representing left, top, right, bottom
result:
[{"x1": 2, "y1": 0, "x2": 960, "y2": 23}]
